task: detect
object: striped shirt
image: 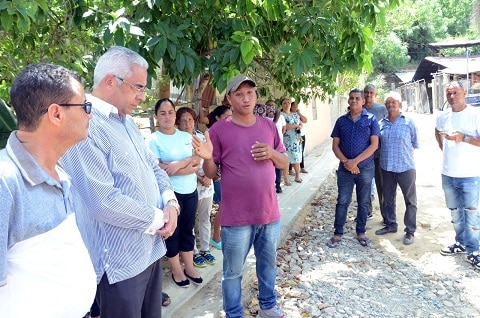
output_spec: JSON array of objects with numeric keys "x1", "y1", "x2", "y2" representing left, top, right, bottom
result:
[
  {"x1": 379, "y1": 113, "x2": 419, "y2": 173},
  {"x1": 61, "y1": 95, "x2": 175, "y2": 284}
]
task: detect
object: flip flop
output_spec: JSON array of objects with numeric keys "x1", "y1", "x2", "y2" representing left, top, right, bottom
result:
[
  {"x1": 326, "y1": 236, "x2": 342, "y2": 248},
  {"x1": 356, "y1": 236, "x2": 371, "y2": 247},
  {"x1": 294, "y1": 178, "x2": 303, "y2": 183}
]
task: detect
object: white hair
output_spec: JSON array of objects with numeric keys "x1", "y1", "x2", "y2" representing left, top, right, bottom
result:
[{"x1": 93, "y1": 46, "x2": 148, "y2": 88}]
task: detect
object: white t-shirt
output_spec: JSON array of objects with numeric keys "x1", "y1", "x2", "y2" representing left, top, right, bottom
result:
[
  {"x1": 275, "y1": 115, "x2": 286, "y2": 140},
  {"x1": 436, "y1": 105, "x2": 480, "y2": 177}
]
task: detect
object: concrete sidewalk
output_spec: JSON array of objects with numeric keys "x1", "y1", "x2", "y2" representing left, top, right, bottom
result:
[{"x1": 162, "y1": 139, "x2": 338, "y2": 317}]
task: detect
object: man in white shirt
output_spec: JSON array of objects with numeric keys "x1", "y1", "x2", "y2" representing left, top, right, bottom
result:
[{"x1": 435, "y1": 81, "x2": 480, "y2": 270}]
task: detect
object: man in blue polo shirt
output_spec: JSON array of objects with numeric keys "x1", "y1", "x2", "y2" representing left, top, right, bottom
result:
[{"x1": 327, "y1": 88, "x2": 380, "y2": 248}]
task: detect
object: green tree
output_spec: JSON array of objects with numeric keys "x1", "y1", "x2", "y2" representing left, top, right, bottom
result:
[
  {"x1": 0, "y1": 0, "x2": 399, "y2": 103},
  {"x1": 372, "y1": 31, "x2": 410, "y2": 72}
]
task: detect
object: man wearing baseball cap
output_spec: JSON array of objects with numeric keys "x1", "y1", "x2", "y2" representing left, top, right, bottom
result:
[{"x1": 194, "y1": 74, "x2": 289, "y2": 317}]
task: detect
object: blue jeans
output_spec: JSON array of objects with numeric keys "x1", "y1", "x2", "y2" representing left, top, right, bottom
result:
[
  {"x1": 213, "y1": 180, "x2": 221, "y2": 204},
  {"x1": 382, "y1": 169, "x2": 417, "y2": 234},
  {"x1": 442, "y1": 175, "x2": 480, "y2": 253},
  {"x1": 275, "y1": 168, "x2": 282, "y2": 189},
  {"x1": 222, "y1": 221, "x2": 280, "y2": 318},
  {"x1": 334, "y1": 163, "x2": 374, "y2": 236}
]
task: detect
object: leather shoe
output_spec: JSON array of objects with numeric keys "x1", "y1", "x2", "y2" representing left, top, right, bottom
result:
[{"x1": 375, "y1": 226, "x2": 397, "y2": 235}]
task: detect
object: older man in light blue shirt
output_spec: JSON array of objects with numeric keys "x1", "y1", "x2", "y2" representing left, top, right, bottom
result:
[{"x1": 375, "y1": 91, "x2": 419, "y2": 245}]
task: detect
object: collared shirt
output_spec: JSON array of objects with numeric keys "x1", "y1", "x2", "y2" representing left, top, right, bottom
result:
[
  {"x1": 61, "y1": 95, "x2": 175, "y2": 284},
  {"x1": 331, "y1": 109, "x2": 380, "y2": 168},
  {"x1": 0, "y1": 133, "x2": 96, "y2": 315},
  {"x1": 0, "y1": 133, "x2": 90, "y2": 285},
  {"x1": 379, "y1": 113, "x2": 419, "y2": 173}
]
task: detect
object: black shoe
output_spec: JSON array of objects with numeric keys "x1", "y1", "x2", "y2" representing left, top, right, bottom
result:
[
  {"x1": 276, "y1": 186, "x2": 283, "y2": 193},
  {"x1": 172, "y1": 274, "x2": 190, "y2": 288},
  {"x1": 184, "y1": 270, "x2": 203, "y2": 285},
  {"x1": 375, "y1": 226, "x2": 397, "y2": 235},
  {"x1": 440, "y1": 242, "x2": 466, "y2": 256}
]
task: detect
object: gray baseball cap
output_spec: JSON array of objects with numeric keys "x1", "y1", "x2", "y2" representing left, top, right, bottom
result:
[{"x1": 226, "y1": 74, "x2": 256, "y2": 94}]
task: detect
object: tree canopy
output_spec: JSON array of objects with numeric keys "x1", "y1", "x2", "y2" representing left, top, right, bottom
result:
[{"x1": 0, "y1": 0, "x2": 399, "y2": 102}]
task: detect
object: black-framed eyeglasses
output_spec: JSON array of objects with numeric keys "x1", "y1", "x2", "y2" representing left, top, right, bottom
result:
[
  {"x1": 113, "y1": 75, "x2": 147, "y2": 95},
  {"x1": 41, "y1": 101, "x2": 92, "y2": 115},
  {"x1": 58, "y1": 101, "x2": 92, "y2": 114}
]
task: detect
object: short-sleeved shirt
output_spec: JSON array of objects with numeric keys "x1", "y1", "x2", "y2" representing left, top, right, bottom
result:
[
  {"x1": 209, "y1": 116, "x2": 286, "y2": 226},
  {"x1": 275, "y1": 115, "x2": 286, "y2": 140},
  {"x1": 436, "y1": 105, "x2": 480, "y2": 177},
  {"x1": 379, "y1": 113, "x2": 419, "y2": 173},
  {"x1": 147, "y1": 129, "x2": 197, "y2": 194},
  {"x1": 330, "y1": 109, "x2": 380, "y2": 168}
]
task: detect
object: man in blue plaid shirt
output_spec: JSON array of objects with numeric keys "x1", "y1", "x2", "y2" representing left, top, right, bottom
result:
[{"x1": 374, "y1": 91, "x2": 419, "y2": 245}]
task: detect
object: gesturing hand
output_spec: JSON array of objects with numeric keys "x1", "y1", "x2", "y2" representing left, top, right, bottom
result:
[{"x1": 193, "y1": 131, "x2": 213, "y2": 160}]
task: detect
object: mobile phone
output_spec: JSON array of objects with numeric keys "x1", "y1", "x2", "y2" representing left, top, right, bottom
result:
[{"x1": 438, "y1": 131, "x2": 448, "y2": 137}]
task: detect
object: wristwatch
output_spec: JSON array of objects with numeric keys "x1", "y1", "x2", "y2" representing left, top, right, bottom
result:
[
  {"x1": 166, "y1": 199, "x2": 180, "y2": 216},
  {"x1": 463, "y1": 134, "x2": 471, "y2": 143}
]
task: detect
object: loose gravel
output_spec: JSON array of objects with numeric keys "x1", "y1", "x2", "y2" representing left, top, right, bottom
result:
[{"x1": 245, "y1": 174, "x2": 480, "y2": 318}]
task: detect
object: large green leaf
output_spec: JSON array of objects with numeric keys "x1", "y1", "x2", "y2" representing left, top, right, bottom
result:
[{"x1": 0, "y1": 99, "x2": 17, "y2": 149}]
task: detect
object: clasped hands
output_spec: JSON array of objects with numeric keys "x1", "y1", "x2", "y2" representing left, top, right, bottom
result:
[{"x1": 343, "y1": 159, "x2": 360, "y2": 175}]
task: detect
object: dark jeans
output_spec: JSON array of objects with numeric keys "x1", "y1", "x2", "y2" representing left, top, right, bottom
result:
[
  {"x1": 96, "y1": 259, "x2": 163, "y2": 318},
  {"x1": 275, "y1": 168, "x2": 282, "y2": 189},
  {"x1": 213, "y1": 180, "x2": 221, "y2": 204},
  {"x1": 334, "y1": 163, "x2": 374, "y2": 236},
  {"x1": 369, "y1": 153, "x2": 385, "y2": 219},
  {"x1": 381, "y1": 169, "x2": 417, "y2": 234}
]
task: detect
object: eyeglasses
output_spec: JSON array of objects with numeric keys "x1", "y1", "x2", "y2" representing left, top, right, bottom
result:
[
  {"x1": 41, "y1": 101, "x2": 92, "y2": 114},
  {"x1": 113, "y1": 75, "x2": 147, "y2": 95},
  {"x1": 58, "y1": 101, "x2": 92, "y2": 114}
]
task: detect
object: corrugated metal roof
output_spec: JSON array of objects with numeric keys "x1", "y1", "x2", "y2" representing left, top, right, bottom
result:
[
  {"x1": 412, "y1": 55, "x2": 480, "y2": 81},
  {"x1": 428, "y1": 39, "x2": 480, "y2": 49},
  {"x1": 394, "y1": 72, "x2": 415, "y2": 83}
]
